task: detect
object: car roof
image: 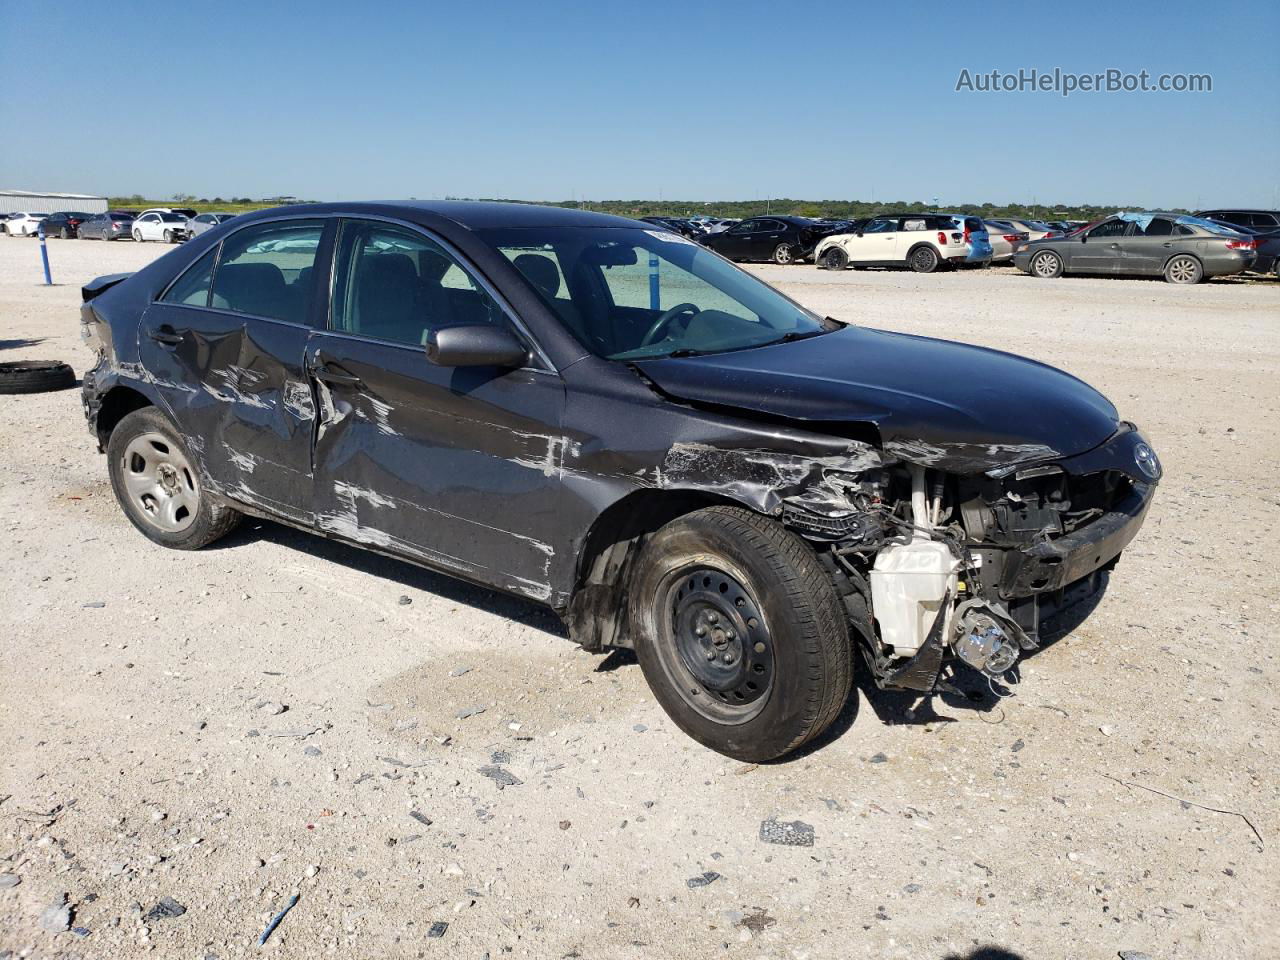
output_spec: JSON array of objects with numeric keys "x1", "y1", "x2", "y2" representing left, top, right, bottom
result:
[{"x1": 234, "y1": 200, "x2": 643, "y2": 232}]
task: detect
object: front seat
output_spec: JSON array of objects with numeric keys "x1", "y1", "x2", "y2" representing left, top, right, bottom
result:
[
  {"x1": 356, "y1": 253, "x2": 419, "y2": 341},
  {"x1": 515, "y1": 253, "x2": 588, "y2": 344},
  {"x1": 513, "y1": 253, "x2": 561, "y2": 300}
]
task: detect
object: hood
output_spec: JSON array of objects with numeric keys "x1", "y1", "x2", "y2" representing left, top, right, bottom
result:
[{"x1": 633, "y1": 325, "x2": 1120, "y2": 472}]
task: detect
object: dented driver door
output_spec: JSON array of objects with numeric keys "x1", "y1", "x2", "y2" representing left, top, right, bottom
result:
[{"x1": 306, "y1": 218, "x2": 568, "y2": 603}]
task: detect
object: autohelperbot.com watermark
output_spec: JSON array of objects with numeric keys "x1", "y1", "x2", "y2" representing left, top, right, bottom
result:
[{"x1": 955, "y1": 67, "x2": 1212, "y2": 97}]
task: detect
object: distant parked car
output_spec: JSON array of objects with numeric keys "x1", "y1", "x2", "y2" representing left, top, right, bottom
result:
[
  {"x1": 186, "y1": 212, "x2": 237, "y2": 238},
  {"x1": 987, "y1": 218, "x2": 1058, "y2": 242},
  {"x1": 78, "y1": 212, "x2": 136, "y2": 241},
  {"x1": 983, "y1": 221, "x2": 1029, "y2": 264},
  {"x1": 639, "y1": 217, "x2": 704, "y2": 240},
  {"x1": 137, "y1": 207, "x2": 198, "y2": 221},
  {"x1": 1203, "y1": 221, "x2": 1280, "y2": 275},
  {"x1": 702, "y1": 216, "x2": 844, "y2": 264},
  {"x1": 814, "y1": 214, "x2": 992, "y2": 272},
  {"x1": 3, "y1": 213, "x2": 47, "y2": 236},
  {"x1": 40, "y1": 211, "x2": 94, "y2": 239},
  {"x1": 1016, "y1": 212, "x2": 1255, "y2": 283},
  {"x1": 1195, "y1": 209, "x2": 1280, "y2": 231},
  {"x1": 132, "y1": 211, "x2": 190, "y2": 243}
]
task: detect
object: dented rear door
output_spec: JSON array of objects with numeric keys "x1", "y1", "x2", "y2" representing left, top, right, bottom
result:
[
  {"x1": 137, "y1": 218, "x2": 330, "y2": 526},
  {"x1": 306, "y1": 218, "x2": 568, "y2": 602}
]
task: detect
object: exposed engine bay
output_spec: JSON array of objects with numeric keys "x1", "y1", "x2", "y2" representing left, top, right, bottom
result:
[{"x1": 781, "y1": 446, "x2": 1156, "y2": 694}]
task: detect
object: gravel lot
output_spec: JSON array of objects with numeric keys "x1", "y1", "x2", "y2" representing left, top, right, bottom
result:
[{"x1": 1, "y1": 234, "x2": 1277, "y2": 960}]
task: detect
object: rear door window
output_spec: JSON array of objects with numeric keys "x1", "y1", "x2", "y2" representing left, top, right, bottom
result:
[
  {"x1": 1143, "y1": 218, "x2": 1174, "y2": 236},
  {"x1": 161, "y1": 247, "x2": 219, "y2": 307},
  {"x1": 210, "y1": 220, "x2": 323, "y2": 324}
]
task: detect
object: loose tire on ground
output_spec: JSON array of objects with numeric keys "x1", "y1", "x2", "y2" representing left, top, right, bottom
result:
[
  {"x1": 0, "y1": 360, "x2": 76, "y2": 394},
  {"x1": 630, "y1": 505, "x2": 853, "y2": 761},
  {"x1": 107, "y1": 407, "x2": 241, "y2": 550}
]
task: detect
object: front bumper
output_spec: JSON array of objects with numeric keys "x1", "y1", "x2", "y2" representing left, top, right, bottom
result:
[{"x1": 998, "y1": 480, "x2": 1153, "y2": 598}]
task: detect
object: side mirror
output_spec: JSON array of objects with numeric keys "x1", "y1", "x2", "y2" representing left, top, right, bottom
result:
[
  {"x1": 856, "y1": 231, "x2": 864, "y2": 238},
  {"x1": 1079, "y1": 234, "x2": 1087, "y2": 243},
  {"x1": 427, "y1": 324, "x2": 528, "y2": 368}
]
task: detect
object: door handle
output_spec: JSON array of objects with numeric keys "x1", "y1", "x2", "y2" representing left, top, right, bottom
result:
[
  {"x1": 1162, "y1": 242, "x2": 1172, "y2": 248},
  {"x1": 149, "y1": 328, "x2": 182, "y2": 346},
  {"x1": 311, "y1": 364, "x2": 362, "y2": 388}
]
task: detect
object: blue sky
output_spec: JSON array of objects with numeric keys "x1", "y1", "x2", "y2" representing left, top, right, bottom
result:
[{"x1": 2, "y1": 0, "x2": 1277, "y2": 207}]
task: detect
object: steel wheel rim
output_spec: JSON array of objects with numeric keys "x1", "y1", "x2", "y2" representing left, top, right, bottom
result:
[
  {"x1": 654, "y1": 563, "x2": 774, "y2": 724},
  {"x1": 1033, "y1": 252, "x2": 1058, "y2": 277},
  {"x1": 1169, "y1": 257, "x2": 1195, "y2": 283},
  {"x1": 120, "y1": 432, "x2": 199, "y2": 532}
]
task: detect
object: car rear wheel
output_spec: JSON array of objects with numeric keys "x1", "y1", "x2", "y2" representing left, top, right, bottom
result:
[
  {"x1": 107, "y1": 407, "x2": 242, "y2": 550},
  {"x1": 1031, "y1": 250, "x2": 1064, "y2": 278},
  {"x1": 773, "y1": 243, "x2": 795, "y2": 265},
  {"x1": 59, "y1": 228, "x2": 69, "y2": 240},
  {"x1": 1164, "y1": 254, "x2": 1202, "y2": 284},
  {"x1": 909, "y1": 245, "x2": 939, "y2": 273},
  {"x1": 820, "y1": 247, "x2": 848, "y2": 271},
  {"x1": 630, "y1": 506, "x2": 853, "y2": 762}
]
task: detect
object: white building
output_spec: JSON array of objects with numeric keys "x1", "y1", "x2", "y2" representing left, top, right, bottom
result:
[{"x1": 0, "y1": 189, "x2": 108, "y2": 215}]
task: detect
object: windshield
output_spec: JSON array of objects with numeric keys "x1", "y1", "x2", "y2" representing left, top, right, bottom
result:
[
  {"x1": 475, "y1": 226, "x2": 835, "y2": 360},
  {"x1": 159, "y1": 213, "x2": 186, "y2": 222}
]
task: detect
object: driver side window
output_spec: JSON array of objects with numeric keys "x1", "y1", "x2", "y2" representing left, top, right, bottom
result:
[
  {"x1": 865, "y1": 218, "x2": 897, "y2": 234},
  {"x1": 1089, "y1": 220, "x2": 1130, "y2": 239}
]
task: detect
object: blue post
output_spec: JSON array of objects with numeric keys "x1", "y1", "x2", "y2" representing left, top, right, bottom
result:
[
  {"x1": 38, "y1": 223, "x2": 53, "y2": 285},
  {"x1": 648, "y1": 253, "x2": 660, "y2": 310}
]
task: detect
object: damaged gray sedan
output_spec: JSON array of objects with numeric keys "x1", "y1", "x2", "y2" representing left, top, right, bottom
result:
[{"x1": 80, "y1": 202, "x2": 1160, "y2": 761}]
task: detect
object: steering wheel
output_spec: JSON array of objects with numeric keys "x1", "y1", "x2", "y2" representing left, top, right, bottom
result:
[{"x1": 639, "y1": 302, "x2": 700, "y2": 347}]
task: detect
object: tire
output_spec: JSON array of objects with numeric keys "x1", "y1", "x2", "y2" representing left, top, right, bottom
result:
[
  {"x1": 107, "y1": 407, "x2": 241, "y2": 550},
  {"x1": 1031, "y1": 250, "x2": 1064, "y2": 279},
  {"x1": 163, "y1": 229, "x2": 173, "y2": 243},
  {"x1": 59, "y1": 227, "x2": 69, "y2": 240},
  {"x1": 772, "y1": 243, "x2": 795, "y2": 265},
  {"x1": 908, "y1": 245, "x2": 939, "y2": 273},
  {"x1": 0, "y1": 360, "x2": 76, "y2": 394},
  {"x1": 1164, "y1": 254, "x2": 1202, "y2": 284},
  {"x1": 630, "y1": 506, "x2": 852, "y2": 762},
  {"x1": 820, "y1": 247, "x2": 848, "y2": 271},
  {"x1": 133, "y1": 229, "x2": 143, "y2": 242}
]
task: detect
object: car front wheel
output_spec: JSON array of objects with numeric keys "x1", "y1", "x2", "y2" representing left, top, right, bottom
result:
[
  {"x1": 1164, "y1": 254, "x2": 1202, "y2": 284},
  {"x1": 630, "y1": 506, "x2": 853, "y2": 762},
  {"x1": 163, "y1": 229, "x2": 173, "y2": 243},
  {"x1": 820, "y1": 247, "x2": 848, "y2": 271},
  {"x1": 133, "y1": 229, "x2": 143, "y2": 242},
  {"x1": 1031, "y1": 250, "x2": 1064, "y2": 278},
  {"x1": 107, "y1": 407, "x2": 241, "y2": 550}
]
